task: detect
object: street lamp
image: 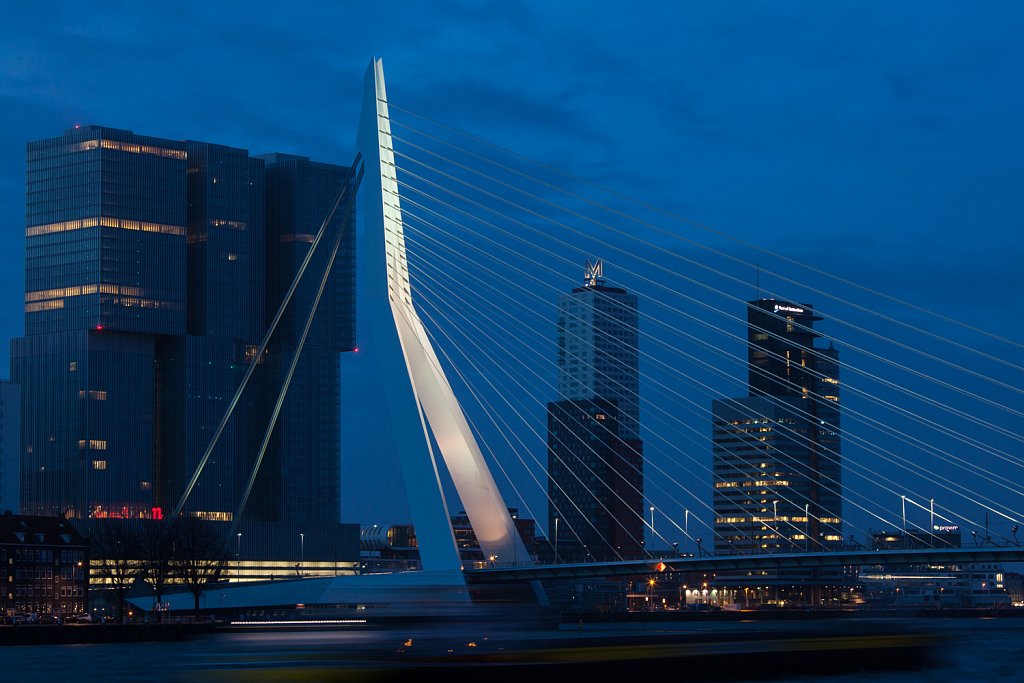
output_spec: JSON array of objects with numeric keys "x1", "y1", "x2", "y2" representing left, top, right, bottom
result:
[
  {"x1": 901, "y1": 495, "x2": 907, "y2": 532},
  {"x1": 512, "y1": 513, "x2": 518, "y2": 566},
  {"x1": 554, "y1": 517, "x2": 560, "y2": 564},
  {"x1": 772, "y1": 501, "x2": 778, "y2": 553},
  {"x1": 804, "y1": 504, "x2": 809, "y2": 552},
  {"x1": 300, "y1": 532, "x2": 305, "y2": 575},
  {"x1": 650, "y1": 506, "x2": 656, "y2": 553},
  {"x1": 236, "y1": 533, "x2": 242, "y2": 582}
]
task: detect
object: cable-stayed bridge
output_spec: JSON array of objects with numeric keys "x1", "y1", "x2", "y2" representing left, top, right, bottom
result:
[{"x1": 172, "y1": 59, "x2": 1024, "y2": 608}]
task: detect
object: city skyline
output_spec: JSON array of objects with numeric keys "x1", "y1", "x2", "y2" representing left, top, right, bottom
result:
[
  {"x1": 11, "y1": 124, "x2": 356, "y2": 561},
  {"x1": 0, "y1": 4, "x2": 1020, "y2": 540}
]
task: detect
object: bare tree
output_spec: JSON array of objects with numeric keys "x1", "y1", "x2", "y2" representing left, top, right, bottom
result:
[
  {"x1": 138, "y1": 521, "x2": 175, "y2": 620},
  {"x1": 169, "y1": 517, "x2": 227, "y2": 615},
  {"x1": 89, "y1": 521, "x2": 140, "y2": 623}
]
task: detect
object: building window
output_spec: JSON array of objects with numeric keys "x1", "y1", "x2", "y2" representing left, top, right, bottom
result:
[{"x1": 91, "y1": 460, "x2": 106, "y2": 470}]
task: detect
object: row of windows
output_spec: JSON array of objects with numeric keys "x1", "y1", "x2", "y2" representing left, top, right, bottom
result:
[
  {"x1": 72, "y1": 138, "x2": 187, "y2": 159},
  {"x1": 27, "y1": 216, "x2": 186, "y2": 237}
]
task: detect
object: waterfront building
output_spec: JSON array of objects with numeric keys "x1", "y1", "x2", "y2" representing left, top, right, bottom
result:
[
  {"x1": 547, "y1": 261, "x2": 643, "y2": 562},
  {"x1": 10, "y1": 126, "x2": 357, "y2": 562},
  {"x1": 0, "y1": 381, "x2": 20, "y2": 513},
  {"x1": 0, "y1": 511, "x2": 89, "y2": 617},
  {"x1": 712, "y1": 299, "x2": 842, "y2": 557}
]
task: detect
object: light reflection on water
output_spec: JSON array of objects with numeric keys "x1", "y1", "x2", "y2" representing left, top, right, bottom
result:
[{"x1": 3, "y1": 617, "x2": 1023, "y2": 682}]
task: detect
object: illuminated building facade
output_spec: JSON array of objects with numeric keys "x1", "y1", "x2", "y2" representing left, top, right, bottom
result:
[
  {"x1": 712, "y1": 299, "x2": 842, "y2": 556},
  {"x1": 547, "y1": 262, "x2": 644, "y2": 562},
  {"x1": 0, "y1": 511, "x2": 89, "y2": 617},
  {"x1": 10, "y1": 127, "x2": 357, "y2": 561},
  {"x1": 13, "y1": 126, "x2": 188, "y2": 520}
]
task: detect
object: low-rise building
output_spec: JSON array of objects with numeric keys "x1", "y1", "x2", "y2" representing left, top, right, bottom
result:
[{"x1": 1, "y1": 512, "x2": 89, "y2": 617}]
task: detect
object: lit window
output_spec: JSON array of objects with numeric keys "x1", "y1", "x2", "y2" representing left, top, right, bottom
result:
[
  {"x1": 227, "y1": 253, "x2": 238, "y2": 261},
  {"x1": 91, "y1": 460, "x2": 107, "y2": 470},
  {"x1": 68, "y1": 361, "x2": 78, "y2": 372}
]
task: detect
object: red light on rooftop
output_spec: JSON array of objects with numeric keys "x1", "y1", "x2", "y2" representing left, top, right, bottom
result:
[
  {"x1": 95, "y1": 324, "x2": 103, "y2": 330},
  {"x1": 353, "y1": 347, "x2": 359, "y2": 352}
]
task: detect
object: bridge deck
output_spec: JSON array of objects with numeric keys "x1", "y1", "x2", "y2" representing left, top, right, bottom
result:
[{"x1": 464, "y1": 546, "x2": 1024, "y2": 583}]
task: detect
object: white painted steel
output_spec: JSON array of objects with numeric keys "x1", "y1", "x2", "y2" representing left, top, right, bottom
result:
[{"x1": 357, "y1": 58, "x2": 527, "y2": 572}]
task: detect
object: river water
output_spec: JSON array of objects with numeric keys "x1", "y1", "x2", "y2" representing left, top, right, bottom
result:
[{"x1": 2, "y1": 617, "x2": 1021, "y2": 681}]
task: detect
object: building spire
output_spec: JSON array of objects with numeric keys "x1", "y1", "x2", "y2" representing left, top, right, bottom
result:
[{"x1": 584, "y1": 258, "x2": 604, "y2": 287}]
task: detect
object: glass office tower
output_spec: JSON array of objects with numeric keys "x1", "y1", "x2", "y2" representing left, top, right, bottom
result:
[
  {"x1": 12, "y1": 129, "x2": 358, "y2": 561},
  {"x1": 257, "y1": 154, "x2": 356, "y2": 529},
  {"x1": 547, "y1": 263, "x2": 643, "y2": 562},
  {"x1": 712, "y1": 299, "x2": 842, "y2": 556},
  {"x1": 13, "y1": 126, "x2": 187, "y2": 518}
]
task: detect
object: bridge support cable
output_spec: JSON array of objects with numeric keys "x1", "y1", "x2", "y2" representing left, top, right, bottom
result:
[
  {"x1": 400, "y1": 213, "x2": 1024, "y2": 541},
  {"x1": 420, "y1": 304, "x2": 611, "y2": 560},
  {"x1": 391, "y1": 128, "x2": 1024, "y2": 386},
  {"x1": 390, "y1": 172, "x2": 1024, "y2": 495},
  {"x1": 412, "y1": 268, "x2": 812, "y2": 553},
  {"x1": 400, "y1": 220, "x2": 861, "y2": 549},
  {"x1": 414, "y1": 294, "x2": 676, "y2": 558},
  {"x1": 385, "y1": 102, "x2": 1024, "y2": 359},
  {"x1": 172, "y1": 155, "x2": 363, "y2": 521},
  {"x1": 378, "y1": 102, "x2": 1023, "y2": 551},
  {"x1": 393, "y1": 189, "x2": 1024, "y2": 540},
  {"x1": 229, "y1": 164, "x2": 364, "y2": 535},
  {"x1": 392, "y1": 182, "x2": 1024, "y2": 486},
  {"x1": 403, "y1": 225, "x2": 895, "y2": 549},
  {"x1": 396, "y1": 199, "x2": 1024, "y2": 538},
  {"x1": 392, "y1": 159, "x2": 1024, "y2": 441}
]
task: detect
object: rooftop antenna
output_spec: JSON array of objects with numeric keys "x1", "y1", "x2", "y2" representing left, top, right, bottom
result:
[{"x1": 584, "y1": 258, "x2": 604, "y2": 287}]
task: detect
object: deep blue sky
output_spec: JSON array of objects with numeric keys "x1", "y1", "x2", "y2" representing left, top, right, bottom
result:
[{"x1": 1, "y1": 2, "x2": 1022, "y2": 548}]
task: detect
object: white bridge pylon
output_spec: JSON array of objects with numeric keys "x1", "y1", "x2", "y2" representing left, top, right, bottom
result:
[{"x1": 357, "y1": 58, "x2": 529, "y2": 573}]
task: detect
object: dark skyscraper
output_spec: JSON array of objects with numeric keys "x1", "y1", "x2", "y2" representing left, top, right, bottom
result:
[
  {"x1": 547, "y1": 261, "x2": 643, "y2": 562},
  {"x1": 14, "y1": 126, "x2": 188, "y2": 520},
  {"x1": 712, "y1": 299, "x2": 842, "y2": 556},
  {"x1": 11, "y1": 127, "x2": 357, "y2": 559}
]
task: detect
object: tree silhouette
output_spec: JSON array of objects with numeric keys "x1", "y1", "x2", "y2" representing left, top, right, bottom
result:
[
  {"x1": 169, "y1": 517, "x2": 227, "y2": 614},
  {"x1": 89, "y1": 521, "x2": 140, "y2": 623},
  {"x1": 138, "y1": 521, "x2": 175, "y2": 620}
]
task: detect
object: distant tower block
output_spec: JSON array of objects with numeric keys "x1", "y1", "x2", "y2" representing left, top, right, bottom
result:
[{"x1": 357, "y1": 58, "x2": 528, "y2": 572}]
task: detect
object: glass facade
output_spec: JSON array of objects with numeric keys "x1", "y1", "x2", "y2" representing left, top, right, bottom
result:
[
  {"x1": 12, "y1": 128, "x2": 357, "y2": 560},
  {"x1": 257, "y1": 153, "x2": 355, "y2": 529},
  {"x1": 712, "y1": 298, "x2": 843, "y2": 556},
  {"x1": 548, "y1": 269, "x2": 644, "y2": 562}
]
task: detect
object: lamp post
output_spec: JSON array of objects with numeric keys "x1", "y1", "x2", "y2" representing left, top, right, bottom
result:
[
  {"x1": 236, "y1": 533, "x2": 242, "y2": 582},
  {"x1": 554, "y1": 517, "x2": 559, "y2": 564},
  {"x1": 772, "y1": 501, "x2": 778, "y2": 553},
  {"x1": 650, "y1": 506, "x2": 656, "y2": 553},
  {"x1": 804, "y1": 504, "x2": 809, "y2": 552},
  {"x1": 901, "y1": 495, "x2": 907, "y2": 532},
  {"x1": 512, "y1": 513, "x2": 518, "y2": 566},
  {"x1": 930, "y1": 499, "x2": 935, "y2": 531},
  {"x1": 300, "y1": 532, "x2": 305, "y2": 576}
]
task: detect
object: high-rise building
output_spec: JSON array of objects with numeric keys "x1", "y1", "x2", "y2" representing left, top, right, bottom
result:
[
  {"x1": 11, "y1": 126, "x2": 357, "y2": 560},
  {"x1": 711, "y1": 299, "x2": 842, "y2": 556},
  {"x1": 547, "y1": 261, "x2": 643, "y2": 562}
]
